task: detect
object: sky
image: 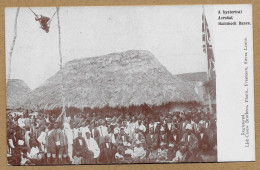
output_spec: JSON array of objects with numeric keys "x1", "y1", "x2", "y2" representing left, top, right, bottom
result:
[{"x1": 5, "y1": 5, "x2": 215, "y2": 90}]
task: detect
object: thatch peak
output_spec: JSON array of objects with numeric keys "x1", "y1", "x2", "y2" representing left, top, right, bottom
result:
[
  {"x1": 66, "y1": 50, "x2": 156, "y2": 66},
  {"x1": 63, "y1": 50, "x2": 161, "y2": 74}
]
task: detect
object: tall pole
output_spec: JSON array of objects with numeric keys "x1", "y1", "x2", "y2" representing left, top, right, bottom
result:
[
  {"x1": 7, "y1": 7, "x2": 20, "y2": 82},
  {"x1": 203, "y1": 6, "x2": 213, "y2": 114},
  {"x1": 57, "y1": 7, "x2": 66, "y2": 119}
]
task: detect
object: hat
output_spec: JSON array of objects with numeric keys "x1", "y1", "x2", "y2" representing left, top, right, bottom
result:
[
  {"x1": 123, "y1": 142, "x2": 128, "y2": 146},
  {"x1": 138, "y1": 125, "x2": 146, "y2": 132},
  {"x1": 114, "y1": 128, "x2": 119, "y2": 134},
  {"x1": 185, "y1": 123, "x2": 193, "y2": 130},
  {"x1": 18, "y1": 140, "x2": 24, "y2": 146},
  {"x1": 160, "y1": 142, "x2": 166, "y2": 146},
  {"x1": 169, "y1": 143, "x2": 174, "y2": 147},
  {"x1": 160, "y1": 126, "x2": 165, "y2": 132},
  {"x1": 136, "y1": 140, "x2": 141, "y2": 145}
]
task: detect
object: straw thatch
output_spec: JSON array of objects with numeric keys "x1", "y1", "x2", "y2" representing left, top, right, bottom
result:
[
  {"x1": 22, "y1": 50, "x2": 200, "y2": 110},
  {"x1": 176, "y1": 72, "x2": 216, "y2": 100},
  {"x1": 176, "y1": 72, "x2": 207, "y2": 82},
  {"x1": 6, "y1": 79, "x2": 31, "y2": 109}
]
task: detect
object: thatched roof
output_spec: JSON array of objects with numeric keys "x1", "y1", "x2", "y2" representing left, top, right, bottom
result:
[
  {"x1": 22, "y1": 50, "x2": 200, "y2": 110},
  {"x1": 6, "y1": 79, "x2": 31, "y2": 109},
  {"x1": 176, "y1": 72, "x2": 207, "y2": 82},
  {"x1": 176, "y1": 72, "x2": 216, "y2": 100},
  {"x1": 175, "y1": 72, "x2": 207, "y2": 95}
]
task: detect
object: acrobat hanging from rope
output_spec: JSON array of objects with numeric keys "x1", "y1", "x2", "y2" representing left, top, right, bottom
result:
[
  {"x1": 29, "y1": 7, "x2": 57, "y2": 33},
  {"x1": 35, "y1": 15, "x2": 50, "y2": 32}
]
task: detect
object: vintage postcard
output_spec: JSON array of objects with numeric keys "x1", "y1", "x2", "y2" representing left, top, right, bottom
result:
[{"x1": 5, "y1": 4, "x2": 254, "y2": 165}]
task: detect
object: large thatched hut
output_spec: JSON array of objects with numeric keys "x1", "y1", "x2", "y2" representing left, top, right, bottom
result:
[
  {"x1": 22, "y1": 50, "x2": 200, "y2": 114},
  {"x1": 6, "y1": 79, "x2": 31, "y2": 110}
]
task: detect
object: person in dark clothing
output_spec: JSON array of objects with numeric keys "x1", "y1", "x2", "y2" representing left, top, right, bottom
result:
[
  {"x1": 99, "y1": 135, "x2": 115, "y2": 164},
  {"x1": 73, "y1": 132, "x2": 93, "y2": 164},
  {"x1": 35, "y1": 15, "x2": 50, "y2": 33}
]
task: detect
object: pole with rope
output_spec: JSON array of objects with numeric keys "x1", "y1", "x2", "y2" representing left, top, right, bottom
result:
[
  {"x1": 7, "y1": 7, "x2": 20, "y2": 82},
  {"x1": 56, "y1": 7, "x2": 66, "y2": 122},
  {"x1": 202, "y1": 6, "x2": 213, "y2": 114}
]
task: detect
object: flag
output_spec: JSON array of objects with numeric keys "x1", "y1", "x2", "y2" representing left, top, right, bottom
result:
[{"x1": 202, "y1": 12, "x2": 215, "y2": 80}]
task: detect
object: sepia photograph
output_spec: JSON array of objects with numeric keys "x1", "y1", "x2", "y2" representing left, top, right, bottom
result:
[{"x1": 5, "y1": 5, "x2": 217, "y2": 165}]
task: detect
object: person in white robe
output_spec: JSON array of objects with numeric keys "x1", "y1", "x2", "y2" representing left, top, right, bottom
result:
[
  {"x1": 98, "y1": 120, "x2": 108, "y2": 144},
  {"x1": 64, "y1": 123, "x2": 74, "y2": 161},
  {"x1": 85, "y1": 132, "x2": 100, "y2": 159},
  {"x1": 18, "y1": 117, "x2": 25, "y2": 128},
  {"x1": 133, "y1": 141, "x2": 146, "y2": 159},
  {"x1": 24, "y1": 128, "x2": 31, "y2": 151},
  {"x1": 80, "y1": 125, "x2": 90, "y2": 141},
  {"x1": 37, "y1": 127, "x2": 46, "y2": 152},
  {"x1": 73, "y1": 127, "x2": 79, "y2": 139}
]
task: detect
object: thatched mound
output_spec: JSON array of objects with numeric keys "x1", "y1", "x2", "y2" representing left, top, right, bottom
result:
[
  {"x1": 6, "y1": 79, "x2": 31, "y2": 109},
  {"x1": 22, "y1": 50, "x2": 200, "y2": 110}
]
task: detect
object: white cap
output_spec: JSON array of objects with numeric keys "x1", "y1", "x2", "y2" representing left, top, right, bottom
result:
[
  {"x1": 185, "y1": 123, "x2": 193, "y2": 130},
  {"x1": 18, "y1": 140, "x2": 24, "y2": 146},
  {"x1": 138, "y1": 125, "x2": 146, "y2": 132}
]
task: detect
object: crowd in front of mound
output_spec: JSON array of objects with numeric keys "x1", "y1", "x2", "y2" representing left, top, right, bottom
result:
[{"x1": 7, "y1": 108, "x2": 217, "y2": 165}]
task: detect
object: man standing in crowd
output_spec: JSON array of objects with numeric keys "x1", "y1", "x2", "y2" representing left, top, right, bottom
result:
[
  {"x1": 56, "y1": 123, "x2": 69, "y2": 164},
  {"x1": 46, "y1": 124, "x2": 57, "y2": 164}
]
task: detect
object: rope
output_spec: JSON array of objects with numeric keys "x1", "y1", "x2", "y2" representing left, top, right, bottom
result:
[
  {"x1": 28, "y1": 7, "x2": 38, "y2": 18},
  {"x1": 56, "y1": 7, "x2": 66, "y2": 121},
  {"x1": 48, "y1": 10, "x2": 57, "y2": 25},
  {"x1": 28, "y1": 7, "x2": 57, "y2": 26}
]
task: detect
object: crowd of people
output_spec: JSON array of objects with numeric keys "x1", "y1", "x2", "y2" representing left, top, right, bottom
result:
[{"x1": 7, "y1": 107, "x2": 217, "y2": 165}]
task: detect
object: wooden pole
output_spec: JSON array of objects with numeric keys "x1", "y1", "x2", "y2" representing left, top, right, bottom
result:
[
  {"x1": 7, "y1": 7, "x2": 20, "y2": 82},
  {"x1": 57, "y1": 7, "x2": 66, "y2": 120},
  {"x1": 203, "y1": 6, "x2": 213, "y2": 114}
]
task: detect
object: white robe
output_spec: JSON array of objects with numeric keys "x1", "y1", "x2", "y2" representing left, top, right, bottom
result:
[
  {"x1": 85, "y1": 138, "x2": 100, "y2": 158},
  {"x1": 25, "y1": 131, "x2": 31, "y2": 151},
  {"x1": 65, "y1": 126, "x2": 74, "y2": 161},
  {"x1": 133, "y1": 147, "x2": 146, "y2": 159},
  {"x1": 98, "y1": 126, "x2": 108, "y2": 137},
  {"x1": 37, "y1": 131, "x2": 46, "y2": 151}
]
